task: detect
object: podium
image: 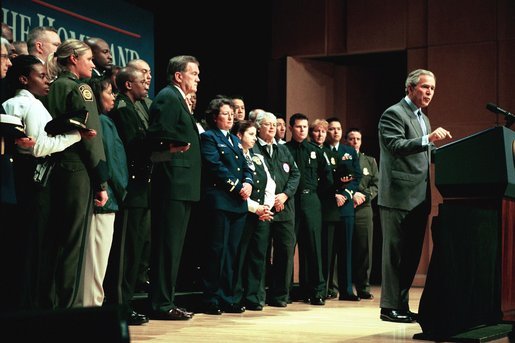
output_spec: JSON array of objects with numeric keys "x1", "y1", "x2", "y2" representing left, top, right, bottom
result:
[{"x1": 415, "y1": 126, "x2": 515, "y2": 341}]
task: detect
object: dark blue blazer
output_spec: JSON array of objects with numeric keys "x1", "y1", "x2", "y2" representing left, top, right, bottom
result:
[{"x1": 201, "y1": 128, "x2": 253, "y2": 213}]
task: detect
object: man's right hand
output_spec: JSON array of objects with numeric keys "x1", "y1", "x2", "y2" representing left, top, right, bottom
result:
[
  {"x1": 429, "y1": 127, "x2": 452, "y2": 142},
  {"x1": 170, "y1": 143, "x2": 191, "y2": 153}
]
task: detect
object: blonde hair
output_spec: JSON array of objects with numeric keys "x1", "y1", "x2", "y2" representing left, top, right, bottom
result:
[
  {"x1": 46, "y1": 38, "x2": 91, "y2": 80},
  {"x1": 309, "y1": 118, "x2": 328, "y2": 133}
]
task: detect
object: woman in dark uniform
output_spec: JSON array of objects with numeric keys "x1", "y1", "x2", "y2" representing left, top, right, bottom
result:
[
  {"x1": 232, "y1": 120, "x2": 275, "y2": 311},
  {"x1": 41, "y1": 39, "x2": 108, "y2": 309},
  {"x1": 200, "y1": 97, "x2": 253, "y2": 315}
]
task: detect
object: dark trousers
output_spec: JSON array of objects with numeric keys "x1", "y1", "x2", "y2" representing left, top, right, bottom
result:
[
  {"x1": 294, "y1": 192, "x2": 325, "y2": 299},
  {"x1": 40, "y1": 166, "x2": 93, "y2": 309},
  {"x1": 267, "y1": 219, "x2": 296, "y2": 303},
  {"x1": 352, "y1": 205, "x2": 374, "y2": 293},
  {"x1": 203, "y1": 209, "x2": 247, "y2": 305},
  {"x1": 379, "y1": 202, "x2": 428, "y2": 310},
  {"x1": 235, "y1": 215, "x2": 270, "y2": 306},
  {"x1": 322, "y1": 220, "x2": 340, "y2": 296},
  {"x1": 335, "y1": 216, "x2": 355, "y2": 296},
  {"x1": 121, "y1": 207, "x2": 150, "y2": 306},
  {"x1": 150, "y1": 199, "x2": 191, "y2": 313}
]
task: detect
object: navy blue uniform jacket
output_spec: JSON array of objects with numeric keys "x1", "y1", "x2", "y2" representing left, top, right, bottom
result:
[{"x1": 201, "y1": 128, "x2": 253, "y2": 213}]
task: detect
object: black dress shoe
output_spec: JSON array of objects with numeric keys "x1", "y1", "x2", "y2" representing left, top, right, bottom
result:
[
  {"x1": 178, "y1": 307, "x2": 194, "y2": 316},
  {"x1": 357, "y1": 291, "x2": 374, "y2": 300},
  {"x1": 128, "y1": 310, "x2": 149, "y2": 325},
  {"x1": 380, "y1": 308, "x2": 414, "y2": 323},
  {"x1": 245, "y1": 303, "x2": 263, "y2": 311},
  {"x1": 325, "y1": 291, "x2": 338, "y2": 300},
  {"x1": 222, "y1": 303, "x2": 246, "y2": 313},
  {"x1": 407, "y1": 310, "x2": 418, "y2": 321},
  {"x1": 152, "y1": 307, "x2": 193, "y2": 320},
  {"x1": 310, "y1": 297, "x2": 325, "y2": 305},
  {"x1": 204, "y1": 303, "x2": 223, "y2": 315},
  {"x1": 339, "y1": 293, "x2": 361, "y2": 301},
  {"x1": 268, "y1": 300, "x2": 287, "y2": 307}
]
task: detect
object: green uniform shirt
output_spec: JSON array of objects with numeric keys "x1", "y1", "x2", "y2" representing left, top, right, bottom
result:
[{"x1": 46, "y1": 71, "x2": 108, "y2": 190}]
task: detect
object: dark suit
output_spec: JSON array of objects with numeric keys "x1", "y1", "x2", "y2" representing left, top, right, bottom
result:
[
  {"x1": 378, "y1": 97, "x2": 435, "y2": 311},
  {"x1": 352, "y1": 152, "x2": 378, "y2": 295},
  {"x1": 200, "y1": 129, "x2": 253, "y2": 306},
  {"x1": 146, "y1": 85, "x2": 201, "y2": 314}
]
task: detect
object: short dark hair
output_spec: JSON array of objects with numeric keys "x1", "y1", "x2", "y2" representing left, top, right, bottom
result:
[
  {"x1": 5, "y1": 54, "x2": 42, "y2": 98},
  {"x1": 289, "y1": 112, "x2": 308, "y2": 127},
  {"x1": 326, "y1": 117, "x2": 340, "y2": 125},
  {"x1": 345, "y1": 127, "x2": 361, "y2": 139},
  {"x1": 88, "y1": 76, "x2": 112, "y2": 114},
  {"x1": 204, "y1": 96, "x2": 234, "y2": 129},
  {"x1": 231, "y1": 119, "x2": 256, "y2": 136}
]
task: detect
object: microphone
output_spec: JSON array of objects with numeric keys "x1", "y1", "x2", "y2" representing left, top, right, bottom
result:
[{"x1": 486, "y1": 103, "x2": 515, "y2": 118}]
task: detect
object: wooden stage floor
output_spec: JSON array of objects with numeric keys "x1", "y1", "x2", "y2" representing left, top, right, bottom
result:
[{"x1": 129, "y1": 286, "x2": 512, "y2": 342}]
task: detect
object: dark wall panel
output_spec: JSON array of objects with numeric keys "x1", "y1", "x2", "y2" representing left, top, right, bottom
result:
[
  {"x1": 407, "y1": 0, "x2": 428, "y2": 48},
  {"x1": 346, "y1": 0, "x2": 406, "y2": 53},
  {"x1": 428, "y1": 42, "x2": 498, "y2": 142},
  {"x1": 272, "y1": 0, "x2": 327, "y2": 58},
  {"x1": 498, "y1": 40, "x2": 515, "y2": 119},
  {"x1": 428, "y1": 0, "x2": 496, "y2": 46},
  {"x1": 498, "y1": 0, "x2": 515, "y2": 40},
  {"x1": 326, "y1": 0, "x2": 346, "y2": 54}
]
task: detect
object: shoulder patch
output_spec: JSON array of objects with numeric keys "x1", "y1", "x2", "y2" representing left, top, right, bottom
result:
[
  {"x1": 117, "y1": 99, "x2": 127, "y2": 109},
  {"x1": 79, "y1": 84, "x2": 94, "y2": 101}
]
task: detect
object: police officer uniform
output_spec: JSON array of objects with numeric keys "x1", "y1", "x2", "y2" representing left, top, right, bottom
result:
[
  {"x1": 108, "y1": 93, "x2": 152, "y2": 316},
  {"x1": 286, "y1": 138, "x2": 333, "y2": 304},
  {"x1": 235, "y1": 151, "x2": 275, "y2": 310},
  {"x1": 329, "y1": 143, "x2": 362, "y2": 300},
  {"x1": 43, "y1": 71, "x2": 108, "y2": 309},
  {"x1": 352, "y1": 151, "x2": 378, "y2": 299},
  {"x1": 200, "y1": 128, "x2": 253, "y2": 312},
  {"x1": 253, "y1": 138, "x2": 299, "y2": 306}
]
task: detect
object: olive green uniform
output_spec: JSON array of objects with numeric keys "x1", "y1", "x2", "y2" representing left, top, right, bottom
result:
[{"x1": 41, "y1": 71, "x2": 108, "y2": 309}]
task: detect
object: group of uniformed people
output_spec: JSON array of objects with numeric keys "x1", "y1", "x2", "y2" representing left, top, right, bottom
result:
[{"x1": 0, "y1": 30, "x2": 380, "y2": 325}]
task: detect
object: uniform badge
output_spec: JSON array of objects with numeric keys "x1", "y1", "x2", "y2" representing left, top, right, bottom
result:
[
  {"x1": 330, "y1": 157, "x2": 336, "y2": 165},
  {"x1": 342, "y1": 153, "x2": 352, "y2": 160},
  {"x1": 283, "y1": 162, "x2": 290, "y2": 173},
  {"x1": 79, "y1": 84, "x2": 94, "y2": 102},
  {"x1": 310, "y1": 151, "x2": 316, "y2": 159},
  {"x1": 252, "y1": 155, "x2": 261, "y2": 165},
  {"x1": 363, "y1": 167, "x2": 369, "y2": 175}
]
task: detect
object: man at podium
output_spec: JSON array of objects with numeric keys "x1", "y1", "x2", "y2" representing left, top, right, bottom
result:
[{"x1": 377, "y1": 69, "x2": 452, "y2": 323}]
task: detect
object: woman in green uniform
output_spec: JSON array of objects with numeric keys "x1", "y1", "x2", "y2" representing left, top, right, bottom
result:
[{"x1": 41, "y1": 39, "x2": 108, "y2": 309}]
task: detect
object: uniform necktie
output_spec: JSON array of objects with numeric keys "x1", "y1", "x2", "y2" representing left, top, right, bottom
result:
[
  {"x1": 332, "y1": 146, "x2": 337, "y2": 153},
  {"x1": 267, "y1": 144, "x2": 273, "y2": 157},
  {"x1": 226, "y1": 132, "x2": 233, "y2": 146}
]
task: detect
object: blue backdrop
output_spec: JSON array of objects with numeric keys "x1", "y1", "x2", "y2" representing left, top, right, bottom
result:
[{"x1": 2, "y1": 0, "x2": 154, "y2": 95}]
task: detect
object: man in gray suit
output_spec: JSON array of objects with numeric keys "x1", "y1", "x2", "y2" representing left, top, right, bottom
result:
[{"x1": 378, "y1": 69, "x2": 451, "y2": 323}]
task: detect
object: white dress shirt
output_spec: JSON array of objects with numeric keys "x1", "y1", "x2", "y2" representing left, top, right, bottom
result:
[{"x1": 2, "y1": 89, "x2": 81, "y2": 157}]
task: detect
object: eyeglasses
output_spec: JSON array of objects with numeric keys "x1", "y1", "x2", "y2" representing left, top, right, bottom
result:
[{"x1": 0, "y1": 54, "x2": 10, "y2": 59}]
